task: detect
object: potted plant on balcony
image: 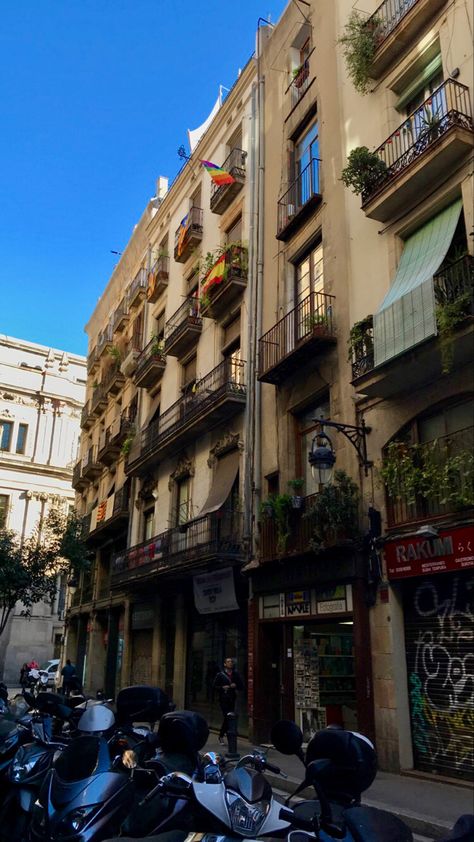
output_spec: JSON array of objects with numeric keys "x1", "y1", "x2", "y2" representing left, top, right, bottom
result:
[
  {"x1": 304, "y1": 312, "x2": 329, "y2": 334},
  {"x1": 260, "y1": 494, "x2": 293, "y2": 555},
  {"x1": 121, "y1": 428, "x2": 136, "y2": 458},
  {"x1": 435, "y1": 289, "x2": 472, "y2": 373},
  {"x1": 338, "y1": 10, "x2": 381, "y2": 95},
  {"x1": 421, "y1": 106, "x2": 443, "y2": 143},
  {"x1": 341, "y1": 147, "x2": 388, "y2": 198},
  {"x1": 347, "y1": 315, "x2": 373, "y2": 363},
  {"x1": 288, "y1": 478, "x2": 305, "y2": 509},
  {"x1": 150, "y1": 336, "x2": 164, "y2": 357},
  {"x1": 108, "y1": 345, "x2": 122, "y2": 364},
  {"x1": 292, "y1": 62, "x2": 308, "y2": 89},
  {"x1": 305, "y1": 469, "x2": 360, "y2": 550}
]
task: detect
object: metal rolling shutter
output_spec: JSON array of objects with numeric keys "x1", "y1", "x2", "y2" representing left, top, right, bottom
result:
[
  {"x1": 131, "y1": 630, "x2": 153, "y2": 686},
  {"x1": 404, "y1": 573, "x2": 474, "y2": 781}
]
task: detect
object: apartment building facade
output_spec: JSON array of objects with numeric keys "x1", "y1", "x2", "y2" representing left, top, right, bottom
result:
[
  {"x1": 250, "y1": 0, "x2": 473, "y2": 781},
  {"x1": 0, "y1": 335, "x2": 86, "y2": 682},
  {"x1": 68, "y1": 61, "x2": 256, "y2": 731}
]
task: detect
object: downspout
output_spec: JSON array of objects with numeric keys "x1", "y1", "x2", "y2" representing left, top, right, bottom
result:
[{"x1": 254, "y1": 25, "x2": 266, "y2": 557}]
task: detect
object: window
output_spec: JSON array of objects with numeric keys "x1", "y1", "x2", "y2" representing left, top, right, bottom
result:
[
  {"x1": 295, "y1": 242, "x2": 326, "y2": 340},
  {"x1": 191, "y1": 185, "x2": 202, "y2": 211},
  {"x1": 223, "y1": 318, "x2": 242, "y2": 385},
  {"x1": 226, "y1": 216, "x2": 242, "y2": 246},
  {"x1": 16, "y1": 423, "x2": 28, "y2": 454},
  {"x1": 296, "y1": 242, "x2": 324, "y2": 304},
  {"x1": 186, "y1": 268, "x2": 199, "y2": 299},
  {"x1": 296, "y1": 395, "x2": 330, "y2": 495},
  {"x1": 0, "y1": 421, "x2": 13, "y2": 452},
  {"x1": 132, "y1": 311, "x2": 144, "y2": 350},
  {"x1": 176, "y1": 477, "x2": 191, "y2": 526},
  {"x1": 0, "y1": 494, "x2": 9, "y2": 528},
  {"x1": 182, "y1": 356, "x2": 197, "y2": 393},
  {"x1": 155, "y1": 312, "x2": 165, "y2": 344},
  {"x1": 143, "y1": 507, "x2": 155, "y2": 541},
  {"x1": 296, "y1": 121, "x2": 319, "y2": 200}
]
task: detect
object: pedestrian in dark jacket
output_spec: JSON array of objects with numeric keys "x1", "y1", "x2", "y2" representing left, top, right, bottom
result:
[
  {"x1": 213, "y1": 657, "x2": 244, "y2": 743},
  {"x1": 61, "y1": 659, "x2": 77, "y2": 696},
  {"x1": 19, "y1": 663, "x2": 29, "y2": 690}
]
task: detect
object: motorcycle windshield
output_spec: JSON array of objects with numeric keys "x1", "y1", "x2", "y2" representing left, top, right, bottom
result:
[
  {"x1": 77, "y1": 703, "x2": 115, "y2": 733},
  {"x1": 54, "y1": 736, "x2": 111, "y2": 783}
]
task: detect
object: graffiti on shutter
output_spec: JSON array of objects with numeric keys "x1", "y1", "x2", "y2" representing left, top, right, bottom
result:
[{"x1": 404, "y1": 573, "x2": 474, "y2": 780}]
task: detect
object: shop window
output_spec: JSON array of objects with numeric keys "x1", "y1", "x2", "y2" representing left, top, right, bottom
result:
[
  {"x1": 0, "y1": 494, "x2": 9, "y2": 528},
  {"x1": 16, "y1": 423, "x2": 28, "y2": 454},
  {"x1": 0, "y1": 420, "x2": 13, "y2": 452},
  {"x1": 296, "y1": 395, "x2": 330, "y2": 496}
]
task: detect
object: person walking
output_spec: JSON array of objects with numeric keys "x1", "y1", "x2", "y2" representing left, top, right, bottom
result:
[
  {"x1": 19, "y1": 663, "x2": 29, "y2": 690},
  {"x1": 213, "y1": 657, "x2": 244, "y2": 744},
  {"x1": 61, "y1": 659, "x2": 77, "y2": 696}
]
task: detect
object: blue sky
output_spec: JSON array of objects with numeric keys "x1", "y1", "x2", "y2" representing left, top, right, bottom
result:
[{"x1": 0, "y1": 1, "x2": 286, "y2": 356}]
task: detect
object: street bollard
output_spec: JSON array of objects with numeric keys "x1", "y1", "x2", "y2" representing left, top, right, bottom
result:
[{"x1": 226, "y1": 711, "x2": 240, "y2": 759}]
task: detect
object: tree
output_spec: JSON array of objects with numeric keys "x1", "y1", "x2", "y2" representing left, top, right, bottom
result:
[{"x1": 0, "y1": 506, "x2": 90, "y2": 638}]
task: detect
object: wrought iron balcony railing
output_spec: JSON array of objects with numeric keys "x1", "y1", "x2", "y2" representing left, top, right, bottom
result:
[
  {"x1": 210, "y1": 149, "x2": 246, "y2": 214},
  {"x1": 174, "y1": 206, "x2": 204, "y2": 262},
  {"x1": 128, "y1": 268, "x2": 148, "y2": 307},
  {"x1": 112, "y1": 509, "x2": 243, "y2": 583},
  {"x1": 164, "y1": 297, "x2": 202, "y2": 356},
  {"x1": 80, "y1": 401, "x2": 92, "y2": 429},
  {"x1": 134, "y1": 337, "x2": 166, "y2": 389},
  {"x1": 200, "y1": 246, "x2": 248, "y2": 319},
  {"x1": 259, "y1": 291, "x2": 336, "y2": 384},
  {"x1": 260, "y1": 494, "x2": 318, "y2": 562},
  {"x1": 277, "y1": 158, "x2": 322, "y2": 238},
  {"x1": 361, "y1": 80, "x2": 473, "y2": 205},
  {"x1": 368, "y1": 0, "x2": 424, "y2": 47},
  {"x1": 113, "y1": 298, "x2": 129, "y2": 333},
  {"x1": 91, "y1": 383, "x2": 107, "y2": 415},
  {"x1": 288, "y1": 60, "x2": 311, "y2": 108},
  {"x1": 385, "y1": 426, "x2": 474, "y2": 528},
  {"x1": 87, "y1": 348, "x2": 98, "y2": 374}
]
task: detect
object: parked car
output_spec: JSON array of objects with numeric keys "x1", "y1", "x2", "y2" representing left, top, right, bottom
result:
[{"x1": 37, "y1": 660, "x2": 59, "y2": 688}]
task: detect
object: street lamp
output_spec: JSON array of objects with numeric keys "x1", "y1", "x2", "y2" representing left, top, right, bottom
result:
[{"x1": 308, "y1": 417, "x2": 372, "y2": 480}]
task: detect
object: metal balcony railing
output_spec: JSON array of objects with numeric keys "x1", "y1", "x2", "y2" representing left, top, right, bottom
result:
[
  {"x1": 260, "y1": 494, "x2": 318, "y2": 561},
  {"x1": 362, "y1": 80, "x2": 473, "y2": 204},
  {"x1": 82, "y1": 445, "x2": 100, "y2": 472},
  {"x1": 72, "y1": 460, "x2": 83, "y2": 488},
  {"x1": 433, "y1": 254, "x2": 474, "y2": 312},
  {"x1": 136, "y1": 337, "x2": 166, "y2": 374},
  {"x1": 210, "y1": 148, "x2": 246, "y2": 204},
  {"x1": 112, "y1": 509, "x2": 243, "y2": 580},
  {"x1": 113, "y1": 298, "x2": 129, "y2": 331},
  {"x1": 151, "y1": 254, "x2": 169, "y2": 277},
  {"x1": 386, "y1": 426, "x2": 474, "y2": 527},
  {"x1": 259, "y1": 291, "x2": 335, "y2": 379},
  {"x1": 164, "y1": 297, "x2": 202, "y2": 343},
  {"x1": 129, "y1": 268, "x2": 148, "y2": 304},
  {"x1": 174, "y1": 206, "x2": 204, "y2": 260},
  {"x1": 277, "y1": 158, "x2": 321, "y2": 236},
  {"x1": 288, "y1": 60, "x2": 311, "y2": 108},
  {"x1": 86, "y1": 348, "x2": 98, "y2": 374},
  {"x1": 80, "y1": 402, "x2": 91, "y2": 428},
  {"x1": 367, "y1": 0, "x2": 420, "y2": 46},
  {"x1": 138, "y1": 359, "x2": 246, "y2": 462},
  {"x1": 113, "y1": 484, "x2": 130, "y2": 515},
  {"x1": 97, "y1": 323, "x2": 114, "y2": 355},
  {"x1": 91, "y1": 383, "x2": 107, "y2": 414}
]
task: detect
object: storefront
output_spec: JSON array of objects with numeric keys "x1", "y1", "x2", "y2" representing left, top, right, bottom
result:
[
  {"x1": 185, "y1": 566, "x2": 248, "y2": 734},
  {"x1": 386, "y1": 524, "x2": 474, "y2": 781},
  {"x1": 249, "y1": 552, "x2": 374, "y2": 745},
  {"x1": 130, "y1": 602, "x2": 155, "y2": 685}
]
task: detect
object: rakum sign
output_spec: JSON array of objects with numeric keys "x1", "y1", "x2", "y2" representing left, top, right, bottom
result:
[{"x1": 385, "y1": 525, "x2": 474, "y2": 580}]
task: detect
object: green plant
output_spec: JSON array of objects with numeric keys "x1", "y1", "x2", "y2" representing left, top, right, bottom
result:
[
  {"x1": 305, "y1": 470, "x2": 360, "y2": 551},
  {"x1": 288, "y1": 478, "x2": 304, "y2": 491},
  {"x1": 435, "y1": 292, "x2": 472, "y2": 373},
  {"x1": 260, "y1": 493, "x2": 293, "y2": 555},
  {"x1": 338, "y1": 11, "x2": 380, "y2": 95},
  {"x1": 341, "y1": 147, "x2": 387, "y2": 197},
  {"x1": 420, "y1": 106, "x2": 442, "y2": 140},
  {"x1": 108, "y1": 345, "x2": 122, "y2": 363},
  {"x1": 121, "y1": 428, "x2": 136, "y2": 457},
  {"x1": 348, "y1": 315, "x2": 373, "y2": 362},
  {"x1": 380, "y1": 439, "x2": 474, "y2": 508},
  {"x1": 304, "y1": 312, "x2": 328, "y2": 331},
  {"x1": 150, "y1": 335, "x2": 164, "y2": 355}
]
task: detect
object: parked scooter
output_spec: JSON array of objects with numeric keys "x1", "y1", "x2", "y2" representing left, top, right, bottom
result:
[{"x1": 30, "y1": 685, "x2": 173, "y2": 842}]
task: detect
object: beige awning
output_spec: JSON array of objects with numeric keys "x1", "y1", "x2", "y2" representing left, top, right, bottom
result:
[{"x1": 200, "y1": 450, "x2": 240, "y2": 515}]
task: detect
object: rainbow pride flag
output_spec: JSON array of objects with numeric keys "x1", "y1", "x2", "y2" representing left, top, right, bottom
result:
[{"x1": 201, "y1": 160, "x2": 235, "y2": 186}]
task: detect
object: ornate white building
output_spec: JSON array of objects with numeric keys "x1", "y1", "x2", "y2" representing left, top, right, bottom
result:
[{"x1": 0, "y1": 334, "x2": 86, "y2": 683}]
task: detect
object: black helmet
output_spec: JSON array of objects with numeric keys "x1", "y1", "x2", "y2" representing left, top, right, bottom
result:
[
  {"x1": 305, "y1": 728, "x2": 377, "y2": 805},
  {"x1": 158, "y1": 710, "x2": 209, "y2": 754}
]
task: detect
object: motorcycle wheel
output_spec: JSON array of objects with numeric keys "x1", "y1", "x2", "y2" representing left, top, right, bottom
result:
[{"x1": 0, "y1": 793, "x2": 29, "y2": 842}]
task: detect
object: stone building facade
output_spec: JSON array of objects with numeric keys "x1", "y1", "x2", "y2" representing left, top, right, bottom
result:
[{"x1": 0, "y1": 335, "x2": 86, "y2": 682}]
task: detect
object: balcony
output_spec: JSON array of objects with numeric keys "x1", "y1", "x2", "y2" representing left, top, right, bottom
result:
[
  {"x1": 72, "y1": 459, "x2": 89, "y2": 491},
  {"x1": 288, "y1": 60, "x2": 312, "y2": 111},
  {"x1": 87, "y1": 347, "x2": 98, "y2": 375},
  {"x1": 98, "y1": 415, "x2": 134, "y2": 466},
  {"x1": 351, "y1": 256, "x2": 473, "y2": 397},
  {"x1": 384, "y1": 427, "x2": 474, "y2": 529},
  {"x1": 127, "y1": 359, "x2": 247, "y2": 476},
  {"x1": 210, "y1": 148, "x2": 246, "y2": 215},
  {"x1": 80, "y1": 401, "x2": 93, "y2": 430},
  {"x1": 120, "y1": 343, "x2": 141, "y2": 377},
  {"x1": 147, "y1": 256, "x2": 170, "y2": 303},
  {"x1": 368, "y1": 0, "x2": 447, "y2": 79},
  {"x1": 82, "y1": 486, "x2": 130, "y2": 545},
  {"x1": 111, "y1": 509, "x2": 243, "y2": 587},
  {"x1": 134, "y1": 338, "x2": 166, "y2": 390},
  {"x1": 174, "y1": 206, "x2": 204, "y2": 263},
  {"x1": 128, "y1": 268, "x2": 148, "y2": 309},
  {"x1": 97, "y1": 325, "x2": 114, "y2": 359},
  {"x1": 201, "y1": 247, "x2": 248, "y2": 320},
  {"x1": 113, "y1": 298, "x2": 130, "y2": 334},
  {"x1": 259, "y1": 291, "x2": 336, "y2": 385},
  {"x1": 361, "y1": 81, "x2": 473, "y2": 222},
  {"x1": 260, "y1": 494, "x2": 317, "y2": 563},
  {"x1": 103, "y1": 362, "x2": 125, "y2": 396},
  {"x1": 164, "y1": 298, "x2": 202, "y2": 358},
  {"x1": 82, "y1": 445, "x2": 102, "y2": 481},
  {"x1": 90, "y1": 383, "x2": 108, "y2": 417},
  {"x1": 277, "y1": 158, "x2": 322, "y2": 241}
]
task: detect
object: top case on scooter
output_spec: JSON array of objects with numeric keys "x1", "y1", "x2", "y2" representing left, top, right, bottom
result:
[{"x1": 343, "y1": 806, "x2": 413, "y2": 842}]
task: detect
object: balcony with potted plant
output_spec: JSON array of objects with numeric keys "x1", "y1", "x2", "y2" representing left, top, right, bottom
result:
[
  {"x1": 146, "y1": 253, "x2": 170, "y2": 303},
  {"x1": 277, "y1": 157, "x2": 322, "y2": 240},
  {"x1": 209, "y1": 148, "x2": 247, "y2": 215},
  {"x1": 98, "y1": 414, "x2": 134, "y2": 466},
  {"x1": 134, "y1": 336, "x2": 167, "y2": 390},
  {"x1": 164, "y1": 297, "x2": 202, "y2": 358},
  {"x1": 200, "y1": 245, "x2": 248, "y2": 320},
  {"x1": 365, "y1": 0, "x2": 446, "y2": 79},
  {"x1": 258, "y1": 290, "x2": 336, "y2": 385},
  {"x1": 174, "y1": 206, "x2": 204, "y2": 263},
  {"x1": 103, "y1": 347, "x2": 125, "y2": 396},
  {"x1": 341, "y1": 81, "x2": 473, "y2": 222}
]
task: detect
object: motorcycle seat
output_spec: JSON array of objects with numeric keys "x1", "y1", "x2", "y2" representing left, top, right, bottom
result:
[{"x1": 344, "y1": 806, "x2": 413, "y2": 842}]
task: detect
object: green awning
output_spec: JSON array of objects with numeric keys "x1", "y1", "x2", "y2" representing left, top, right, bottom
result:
[{"x1": 374, "y1": 200, "x2": 462, "y2": 367}]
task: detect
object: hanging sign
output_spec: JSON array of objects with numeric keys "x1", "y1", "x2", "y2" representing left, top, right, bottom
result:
[
  {"x1": 385, "y1": 525, "x2": 474, "y2": 580},
  {"x1": 193, "y1": 567, "x2": 238, "y2": 614}
]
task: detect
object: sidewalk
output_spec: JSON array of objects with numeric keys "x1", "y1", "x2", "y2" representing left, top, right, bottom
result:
[{"x1": 204, "y1": 731, "x2": 473, "y2": 841}]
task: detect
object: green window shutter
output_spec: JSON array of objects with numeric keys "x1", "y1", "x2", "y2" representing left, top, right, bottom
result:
[{"x1": 396, "y1": 54, "x2": 443, "y2": 112}]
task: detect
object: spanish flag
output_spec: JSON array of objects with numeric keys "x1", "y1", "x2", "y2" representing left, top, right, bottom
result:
[
  {"x1": 201, "y1": 160, "x2": 235, "y2": 186},
  {"x1": 202, "y1": 252, "x2": 227, "y2": 294}
]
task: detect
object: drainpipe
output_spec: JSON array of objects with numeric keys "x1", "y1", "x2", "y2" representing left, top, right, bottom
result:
[{"x1": 254, "y1": 25, "x2": 266, "y2": 556}]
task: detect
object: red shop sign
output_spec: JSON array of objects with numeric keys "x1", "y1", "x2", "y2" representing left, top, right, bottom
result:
[{"x1": 385, "y1": 524, "x2": 474, "y2": 580}]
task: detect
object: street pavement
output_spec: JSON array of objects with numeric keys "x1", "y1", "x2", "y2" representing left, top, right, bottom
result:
[{"x1": 204, "y1": 731, "x2": 474, "y2": 841}]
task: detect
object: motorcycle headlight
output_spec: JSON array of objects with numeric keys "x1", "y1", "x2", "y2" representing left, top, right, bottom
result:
[
  {"x1": 225, "y1": 791, "x2": 270, "y2": 837},
  {"x1": 57, "y1": 804, "x2": 99, "y2": 837}
]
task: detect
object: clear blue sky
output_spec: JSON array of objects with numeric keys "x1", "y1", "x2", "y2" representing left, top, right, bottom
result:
[{"x1": 0, "y1": 1, "x2": 287, "y2": 356}]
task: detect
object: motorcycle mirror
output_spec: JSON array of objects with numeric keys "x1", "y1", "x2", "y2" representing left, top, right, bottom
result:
[
  {"x1": 271, "y1": 720, "x2": 304, "y2": 759},
  {"x1": 122, "y1": 749, "x2": 138, "y2": 769}
]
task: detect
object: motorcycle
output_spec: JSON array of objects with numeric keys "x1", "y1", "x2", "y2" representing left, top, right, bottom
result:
[
  {"x1": 30, "y1": 685, "x2": 174, "y2": 842},
  {"x1": 0, "y1": 691, "x2": 34, "y2": 788}
]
